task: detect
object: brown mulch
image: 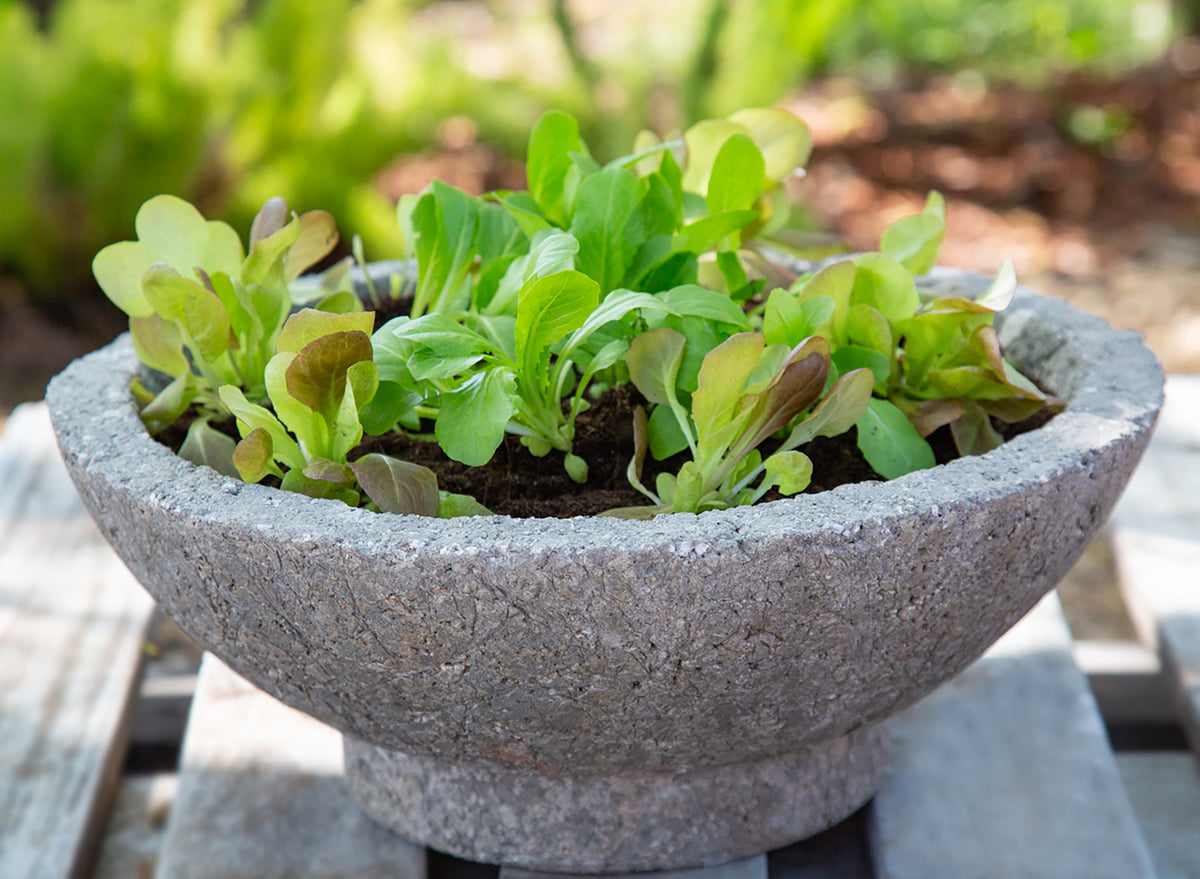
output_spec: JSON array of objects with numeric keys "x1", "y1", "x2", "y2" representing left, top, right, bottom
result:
[
  {"x1": 785, "y1": 51, "x2": 1200, "y2": 373},
  {"x1": 0, "y1": 279, "x2": 126, "y2": 414},
  {"x1": 789, "y1": 50, "x2": 1200, "y2": 254}
]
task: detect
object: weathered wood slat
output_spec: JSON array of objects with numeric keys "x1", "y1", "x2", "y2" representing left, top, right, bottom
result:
[
  {"x1": 869, "y1": 593, "x2": 1155, "y2": 879},
  {"x1": 1116, "y1": 752, "x2": 1200, "y2": 879},
  {"x1": 501, "y1": 855, "x2": 767, "y2": 879},
  {"x1": 125, "y1": 671, "x2": 196, "y2": 773},
  {"x1": 496, "y1": 810, "x2": 875, "y2": 879},
  {"x1": 1110, "y1": 374, "x2": 1200, "y2": 756},
  {"x1": 155, "y1": 655, "x2": 426, "y2": 879},
  {"x1": 93, "y1": 775, "x2": 178, "y2": 879},
  {"x1": 0, "y1": 403, "x2": 156, "y2": 879}
]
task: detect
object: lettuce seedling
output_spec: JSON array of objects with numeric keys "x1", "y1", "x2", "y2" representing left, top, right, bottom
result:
[
  {"x1": 372, "y1": 255, "x2": 771, "y2": 484},
  {"x1": 218, "y1": 309, "x2": 380, "y2": 504},
  {"x1": 365, "y1": 108, "x2": 816, "y2": 482},
  {"x1": 534, "y1": 107, "x2": 814, "y2": 297},
  {"x1": 92, "y1": 195, "x2": 349, "y2": 435},
  {"x1": 405, "y1": 180, "x2": 526, "y2": 318},
  {"x1": 642, "y1": 283, "x2": 754, "y2": 396},
  {"x1": 613, "y1": 329, "x2": 873, "y2": 516},
  {"x1": 767, "y1": 193, "x2": 1052, "y2": 479},
  {"x1": 215, "y1": 309, "x2": 478, "y2": 517},
  {"x1": 396, "y1": 107, "x2": 813, "y2": 329},
  {"x1": 889, "y1": 260, "x2": 1051, "y2": 457},
  {"x1": 373, "y1": 269, "x2": 665, "y2": 482}
]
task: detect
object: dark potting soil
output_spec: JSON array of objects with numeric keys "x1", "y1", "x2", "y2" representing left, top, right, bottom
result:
[
  {"x1": 160, "y1": 392, "x2": 1052, "y2": 518},
  {"x1": 352, "y1": 389, "x2": 1054, "y2": 519},
  {"x1": 355, "y1": 386, "x2": 647, "y2": 518},
  {"x1": 161, "y1": 386, "x2": 1053, "y2": 518}
]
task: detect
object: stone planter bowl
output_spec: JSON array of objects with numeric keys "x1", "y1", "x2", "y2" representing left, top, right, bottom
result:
[{"x1": 47, "y1": 267, "x2": 1163, "y2": 873}]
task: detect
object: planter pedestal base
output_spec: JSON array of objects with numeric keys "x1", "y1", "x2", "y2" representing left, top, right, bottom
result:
[{"x1": 343, "y1": 724, "x2": 887, "y2": 873}]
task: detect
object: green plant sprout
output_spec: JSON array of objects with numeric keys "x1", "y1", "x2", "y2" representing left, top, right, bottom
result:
[
  {"x1": 92, "y1": 195, "x2": 351, "y2": 434},
  {"x1": 763, "y1": 192, "x2": 1053, "y2": 478},
  {"x1": 370, "y1": 107, "x2": 813, "y2": 480},
  {"x1": 611, "y1": 330, "x2": 874, "y2": 516},
  {"x1": 218, "y1": 309, "x2": 482, "y2": 517},
  {"x1": 92, "y1": 108, "x2": 1054, "y2": 520}
]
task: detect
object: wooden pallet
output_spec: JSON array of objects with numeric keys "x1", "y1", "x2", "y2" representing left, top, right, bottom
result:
[{"x1": 3, "y1": 378, "x2": 1199, "y2": 879}]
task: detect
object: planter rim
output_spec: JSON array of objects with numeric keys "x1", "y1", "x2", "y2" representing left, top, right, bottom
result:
[{"x1": 47, "y1": 266, "x2": 1163, "y2": 556}]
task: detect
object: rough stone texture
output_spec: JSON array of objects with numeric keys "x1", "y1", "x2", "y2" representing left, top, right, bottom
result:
[
  {"x1": 345, "y1": 725, "x2": 886, "y2": 873},
  {"x1": 46, "y1": 270, "x2": 1163, "y2": 868}
]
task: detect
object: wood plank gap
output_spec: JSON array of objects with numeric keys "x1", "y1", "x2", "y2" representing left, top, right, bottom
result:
[
  {"x1": 1110, "y1": 375, "x2": 1200, "y2": 760},
  {"x1": 128, "y1": 673, "x2": 197, "y2": 758},
  {"x1": 500, "y1": 855, "x2": 768, "y2": 879},
  {"x1": 766, "y1": 809, "x2": 874, "y2": 879},
  {"x1": 1075, "y1": 639, "x2": 1177, "y2": 726}
]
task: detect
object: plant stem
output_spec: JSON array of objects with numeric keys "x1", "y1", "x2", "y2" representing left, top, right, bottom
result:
[
  {"x1": 682, "y1": 0, "x2": 729, "y2": 124},
  {"x1": 551, "y1": 0, "x2": 599, "y2": 91}
]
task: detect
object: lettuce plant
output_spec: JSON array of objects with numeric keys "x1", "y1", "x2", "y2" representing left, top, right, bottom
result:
[
  {"x1": 392, "y1": 106, "x2": 813, "y2": 319},
  {"x1": 92, "y1": 193, "x2": 484, "y2": 517},
  {"x1": 371, "y1": 263, "x2": 765, "y2": 482},
  {"x1": 612, "y1": 329, "x2": 874, "y2": 516},
  {"x1": 368, "y1": 108, "x2": 813, "y2": 480},
  {"x1": 763, "y1": 193, "x2": 1052, "y2": 479},
  {"x1": 92, "y1": 195, "x2": 352, "y2": 434},
  {"x1": 515, "y1": 107, "x2": 813, "y2": 300},
  {"x1": 373, "y1": 268, "x2": 665, "y2": 482},
  {"x1": 216, "y1": 309, "x2": 477, "y2": 517}
]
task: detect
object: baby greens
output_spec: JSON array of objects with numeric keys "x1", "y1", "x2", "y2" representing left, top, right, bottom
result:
[
  {"x1": 92, "y1": 195, "x2": 474, "y2": 516},
  {"x1": 371, "y1": 106, "x2": 815, "y2": 480},
  {"x1": 374, "y1": 268, "x2": 660, "y2": 482},
  {"x1": 766, "y1": 192, "x2": 1052, "y2": 479},
  {"x1": 97, "y1": 107, "x2": 1051, "y2": 521},
  {"x1": 217, "y1": 308, "x2": 474, "y2": 517},
  {"x1": 93, "y1": 195, "x2": 350, "y2": 433},
  {"x1": 615, "y1": 330, "x2": 873, "y2": 516}
]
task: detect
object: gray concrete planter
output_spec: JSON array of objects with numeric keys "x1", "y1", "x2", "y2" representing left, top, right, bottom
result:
[{"x1": 47, "y1": 268, "x2": 1163, "y2": 873}]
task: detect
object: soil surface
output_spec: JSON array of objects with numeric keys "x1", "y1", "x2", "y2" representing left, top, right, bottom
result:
[
  {"x1": 336, "y1": 384, "x2": 1049, "y2": 517},
  {"x1": 358, "y1": 387, "x2": 651, "y2": 518},
  {"x1": 356, "y1": 395, "x2": 880, "y2": 519}
]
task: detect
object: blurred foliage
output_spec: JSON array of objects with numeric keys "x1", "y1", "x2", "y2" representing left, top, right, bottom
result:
[
  {"x1": 817, "y1": 0, "x2": 1176, "y2": 86},
  {"x1": 0, "y1": 0, "x2": 565, "y2": 304},
  {"x1": 0, "y1": 0, "x2": 1180, "y2": 306},
  {"x1": 682, "y1": 0, "x2": 849, "y2": 120},
  {"x1": 676, "y1": 0, "x2": 1177, "y2": 117}
]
